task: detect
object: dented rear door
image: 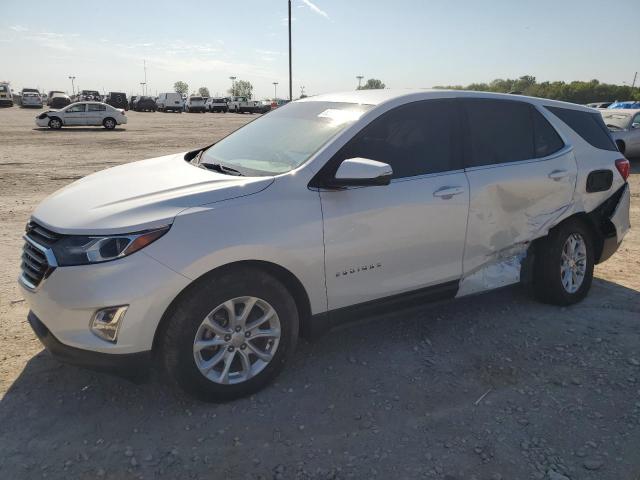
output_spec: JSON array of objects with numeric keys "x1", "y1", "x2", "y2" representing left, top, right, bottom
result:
[{"x1": 459, "y1": 99, "x2": 577, "y2": 291}]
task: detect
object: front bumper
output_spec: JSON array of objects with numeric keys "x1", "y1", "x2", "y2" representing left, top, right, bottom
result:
[
  {"x1": 0, "y1": 98, "x2": 13, "y2": 107},
  {"x1": 28, "y1": 311, "x2": 151, "y2": 379},
  {"x1": 19, "y1": 248, "x2": 191, "y2": 354}
]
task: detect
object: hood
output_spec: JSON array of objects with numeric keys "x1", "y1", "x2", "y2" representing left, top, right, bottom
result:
[{"x1": 33, "y1": 153, "x2": 274, "y2": 235}]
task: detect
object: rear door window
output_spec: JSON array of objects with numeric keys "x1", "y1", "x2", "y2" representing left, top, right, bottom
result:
[
  {"x1": 334, "y1": 99, "x2": 462, "y2": 178},
  {"x1": 462, "y1": 99, "x2": 534, "y2": 167},
  {"x1": 545, "y1": 106, "x2": 617, "y2": 151},
  {"x1": 531, "y1": 107, "x2": 564, "y2": 158}
]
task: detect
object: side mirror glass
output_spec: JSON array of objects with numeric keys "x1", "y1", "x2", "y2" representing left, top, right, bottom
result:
[{"x1": 327, "y1": 157, "x2": 393, "y2": 187}]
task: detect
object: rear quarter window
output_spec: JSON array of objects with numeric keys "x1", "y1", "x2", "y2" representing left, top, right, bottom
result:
[{"x1": 545, "y1": 106, "x2": 617, "y2": 151}]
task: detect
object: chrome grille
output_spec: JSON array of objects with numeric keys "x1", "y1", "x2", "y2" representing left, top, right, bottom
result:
[{"x1": 20, "y1": 221, "x2": 61, "y2": 289}]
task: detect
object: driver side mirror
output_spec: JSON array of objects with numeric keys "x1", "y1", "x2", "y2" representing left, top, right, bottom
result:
[
  {"x1": 324, "y1": 158, "x2": 393, "y2": 188},
  {"x1": 632, "y1": 122, "x2": 640, "y2": 129}
]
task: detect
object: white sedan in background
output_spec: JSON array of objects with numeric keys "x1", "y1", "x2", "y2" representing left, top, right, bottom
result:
[
  {"x1": 35, "y1": 102, "x2": 127, "y2": 130},
  {"x1": 601, "y1": 108, "x2": 640, "y2": 157}
]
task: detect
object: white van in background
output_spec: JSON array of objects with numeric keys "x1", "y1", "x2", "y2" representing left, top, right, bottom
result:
[{"x1": 157, "y1": 92, "x2": 184, "y2": 112}]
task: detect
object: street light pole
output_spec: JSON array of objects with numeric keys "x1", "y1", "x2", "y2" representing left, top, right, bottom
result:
[
  {"x1": 68, "y1": 76, "x2": 76, "y2": 96},
  {"x1": 356, "y1": 75, "x2": 364, "y2": 89},
  {"x1": 288, "y1": 0, "x2": 292, "y2": 101},
  {"x1": 140, "y1": 82, "x2": 146, "y2": 96},
  {"x1": 229, "y1": 76, "x2": 237, "y2": 96},
  {"x1": 273, "y1": 82, "x2": 278, "y2": 100}
]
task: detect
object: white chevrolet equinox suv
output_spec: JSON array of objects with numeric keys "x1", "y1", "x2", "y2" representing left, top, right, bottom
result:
[{"x1": 20, "y1": 90, "x2": 631, "y2": 401}]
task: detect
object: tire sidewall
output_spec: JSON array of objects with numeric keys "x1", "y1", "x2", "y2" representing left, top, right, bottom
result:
[
  {"x1": 48, "y1": 117, "x2": 62, "y2": 129},
  {"x1": 163, "y1": 269, "x2": 299, "y2": 401},
  {"x1": 103, "y1": 118, "x2": 116, "y2": 129}
]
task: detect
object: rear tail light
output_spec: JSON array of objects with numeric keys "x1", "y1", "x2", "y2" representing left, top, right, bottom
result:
[
  {"x1": 120, "y1": 110, "x2": 125, "y2": 115},
  {"x1": 615, "y1": 158, "x2": 630, "y2": 181}
]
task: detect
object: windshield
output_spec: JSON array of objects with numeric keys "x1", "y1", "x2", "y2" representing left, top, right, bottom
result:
[
  {"x1": 601, "y1": 112, "x2": 631, "y2": 130},
  {"x1": 198, "y1": 101, "x2": 372, "y2": 176}
]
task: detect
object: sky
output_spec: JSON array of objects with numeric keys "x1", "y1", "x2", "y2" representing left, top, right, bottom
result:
[{"x1": 1, "y1": 0, "x2": 639, "y2": 100}]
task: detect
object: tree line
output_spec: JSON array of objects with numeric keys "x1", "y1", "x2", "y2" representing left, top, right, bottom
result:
[{"x1": 433, "y1": 76, "x2": 639, "y2": 104}]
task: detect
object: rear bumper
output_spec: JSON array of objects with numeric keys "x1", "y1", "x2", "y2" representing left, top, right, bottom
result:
[
  {"x1": 595, "y1": 183, "x2": 631, "y2": 263},
  {"x1": 0, "y1": 99, "x2": 13, "y2": 107},
  {"x1": 28, "y1": 311, "x2": 151, "y2": 379}
]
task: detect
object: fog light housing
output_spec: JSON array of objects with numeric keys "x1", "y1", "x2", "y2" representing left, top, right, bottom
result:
[{"x1": 90, "y1": 306, "x2": 128, "y2": 342}]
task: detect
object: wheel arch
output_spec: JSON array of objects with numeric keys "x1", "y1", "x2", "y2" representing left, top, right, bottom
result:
[
  {"x1": 532, "y1": 212, "x2": 605, "y2": 266},
  {"x1": 152, "y1": 260, "x2": 313, "y2": 352}
]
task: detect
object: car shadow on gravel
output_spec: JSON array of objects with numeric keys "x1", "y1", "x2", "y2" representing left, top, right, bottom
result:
[{"x1": 1, "y1": 279, "x2": 639, "y2": 479}]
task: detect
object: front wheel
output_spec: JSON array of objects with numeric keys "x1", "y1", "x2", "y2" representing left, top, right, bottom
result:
[
  {"x1": 160, "y1": 268, "x2": 299, "y2": 401},
  {"x1": 103, "y1": 117, "x2": 116, "y2": 130},
  {"x1": 48, "y1": 117, "x2": 62, "y2": 129},
  {"x1": 533, "y1": 219, "x2": 595, "y2": 305}
]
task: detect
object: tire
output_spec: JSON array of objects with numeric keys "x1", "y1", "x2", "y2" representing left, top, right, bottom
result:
[
  {"x1": 533, "y1": 218, "x2": 595, "y2": 306},
  {"x1": 160, "y1": 267, "x2": 299, "y2": 401},
  {"x1": 103, "y1": 117, "x2": 116, "y2": 130},
  {"x1": 48, "y1": 117, "x2": 62, "y2": 129}
]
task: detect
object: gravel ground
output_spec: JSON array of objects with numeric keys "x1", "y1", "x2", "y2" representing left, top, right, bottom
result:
[{"x1": 0, "y1": 106, "x2": 639, "y2": 480}]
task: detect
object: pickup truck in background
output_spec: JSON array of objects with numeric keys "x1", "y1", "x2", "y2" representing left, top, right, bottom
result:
[{"x1": 227, "y1": 96, "x2": 260, "y2": 113}]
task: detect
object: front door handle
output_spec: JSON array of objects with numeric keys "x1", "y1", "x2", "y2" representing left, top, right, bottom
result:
[
  {"x1": 548, "y1": 169, "x2": 569, "y2": 181},
  {"x1": 433, "y1": 186, "x2": 464, "y2": 199}
]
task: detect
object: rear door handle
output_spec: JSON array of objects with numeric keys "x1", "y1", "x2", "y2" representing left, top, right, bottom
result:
[
  {"x1": 548, "y1": 169, "x2": 569, "y2": 181},
  {"x1": 433, "y1": 186, "x2": 464, "y2": 199}
]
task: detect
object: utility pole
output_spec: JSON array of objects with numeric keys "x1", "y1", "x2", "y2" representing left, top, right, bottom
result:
[
  {"x1": 356, "y1": 75, "x2": 364, "y2": 89},
  {"x1": 229, "y1": 76, "x2": 236, "y2": 97},
  {"x1": 273, "y1": 82, "x2": 278, "y2": 100},
  {"x1": 288, "y1": 0, "x2": 292, "y2": 101},
  {"x1": 140, "y1": 82, "x2": 146, "y2": 96},
  {"x1": 68, "y1": 76, "x2": 76, "y2": 96},
  {"x1": 632, "y1": 71, "x2": 638, "y2": 92},
  {"x1": 300, "y1": 85, "x2": 305, "y2": 97},
  {"x1": 143, "y1": 60, "x2": 147, "y2": 95}
]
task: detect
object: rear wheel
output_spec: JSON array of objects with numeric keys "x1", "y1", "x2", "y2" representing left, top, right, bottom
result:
[
  {"x1": 161, "y1": 268, "x2": 299, "y2": 401},
  {"x1": 48, "y1": 117, "x2": 62, "y2": 129},
  {"x1": 533, "y1": 218, "x2": 594, "y2": 305},
  {"x1": 103, "y1": 117, "x2": 116, "y2": 130}
]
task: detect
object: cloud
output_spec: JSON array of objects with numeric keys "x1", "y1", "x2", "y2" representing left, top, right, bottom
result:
[
  {"x1": 9, "y1": 25, "x2": 28, "y2": 32},
  {"x1": 301, "y1": 0, "x2": 329, "y2": 19}
]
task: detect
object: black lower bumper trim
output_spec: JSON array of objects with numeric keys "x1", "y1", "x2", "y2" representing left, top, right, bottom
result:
[{"x1": 28, "y1": 311, "x2": 151, "y2": 381}]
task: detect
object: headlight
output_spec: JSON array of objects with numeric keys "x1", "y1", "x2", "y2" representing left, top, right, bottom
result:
[{"x1": 51, "y1": 226, "x2": 169, "y2": 266}]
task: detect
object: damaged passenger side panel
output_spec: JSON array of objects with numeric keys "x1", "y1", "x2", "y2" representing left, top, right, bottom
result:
[{"x1": 458, "y1": 149, "x2": 578, "y2": 297}]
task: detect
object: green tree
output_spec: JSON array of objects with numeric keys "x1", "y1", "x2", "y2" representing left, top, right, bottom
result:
[
  {"x1": 227, "y1": 79, "x2": 253, "y2": 99},
  {"x1": 198, "y1": 87, "x2": 210, "y2": 97},
  {"x1": 433, "y1": 76, "x2": 636, "y2": 104},
  {"x1": 173, "y1": 81, "x2": 189, "y2": 96},
  {"x1": 358, "y1": 78, "x2": 386, "y2": 90}
]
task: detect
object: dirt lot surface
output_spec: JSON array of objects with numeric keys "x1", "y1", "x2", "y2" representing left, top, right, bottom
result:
[{"x1": 1, "y1": 106, "x2": 639, "y2": 480}]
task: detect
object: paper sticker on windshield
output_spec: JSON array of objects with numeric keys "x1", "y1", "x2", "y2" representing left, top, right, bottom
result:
[{"x1": 317, "y1": 108, "x2": 364, "y2": 125}]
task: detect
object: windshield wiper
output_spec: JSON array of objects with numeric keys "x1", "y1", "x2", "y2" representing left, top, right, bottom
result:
[{"x1": 200, "y1": 162, "x2": 244, "y2": 176}]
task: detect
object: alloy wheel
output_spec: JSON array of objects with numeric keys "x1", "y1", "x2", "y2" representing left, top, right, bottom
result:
[
  {"x1": 193, "y1": 296, "x2": 281, "y2": 385},
  {"x1": 560, "y1": 233, "x2": 587, "y2": 294}
]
